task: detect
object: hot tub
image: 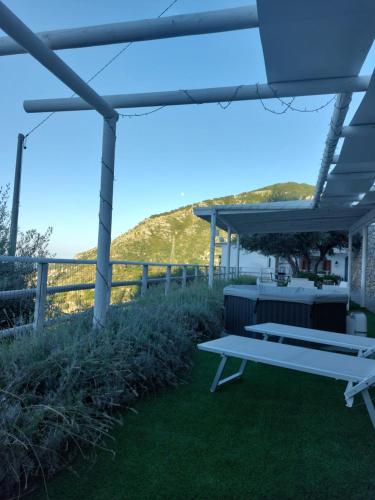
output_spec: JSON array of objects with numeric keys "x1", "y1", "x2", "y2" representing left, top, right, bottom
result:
[{"x1": 224, "y1": 284, "x2": 348, "y2": 335}]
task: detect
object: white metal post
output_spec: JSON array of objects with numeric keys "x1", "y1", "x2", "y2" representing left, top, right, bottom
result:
[
  {"x1": 93, "y1": 116, "x2": 118, "y2": 328},
  {"x1": 33, "y1": 262, "x2": 48, "y2": 330},
  {"x1": 141, "y1": 264, "x2": 149, "y2": 296},
  {"x1": 236, "y1": 234, "x2": 240, "y2": 278},
  {"x1": 165, "y1": 265, "x2": 171, "y2": 295},
  {"x1": 182, "y1": 266, "x2": 187, "y2": 288},
  {"x1": 226, "y1": 226, "x2": 232, "y2": 279},
  {"x1": 347, "y1": 232, "x2": 352, "y2": 307},
  {"x1": 8, "y1": 133, "x2": 25, "y2": 256},
  {"x1": 208, "y1": 210, "x2": 216, "y2": 288},
  {"x1": 360, "y1": 225, "x2": 368, "y2": 308}
]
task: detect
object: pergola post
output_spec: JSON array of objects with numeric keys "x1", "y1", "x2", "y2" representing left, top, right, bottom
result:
[
  {"x1": 360, "y1": 225, "x2": 368, "y2": 308},
  {"x1": 208, "y1": 209, "x2": 216, "y2": 288},
  {"x1": 8, "y1": 133, "x2": 25, "y2": 256},
  {"x1": 225, "y1": 226, "x2": 232, "y2": 279},
  {"x1": 347, "y1": 232, "x2": 352, "y2": 307},
  {"x1": 93, "y1": 116, "x2": 118, "y2": 328},
  {"x1": 236, "y1": 234, "x2": 240, "y2": 278}
]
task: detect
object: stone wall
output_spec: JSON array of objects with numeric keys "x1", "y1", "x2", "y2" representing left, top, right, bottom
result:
[
  {"x1": 351, "y1": 225, "x2": 375, "y2": 309},
  {"x1": 366, "y1": 225, "x2": 375, "y2": 299}
]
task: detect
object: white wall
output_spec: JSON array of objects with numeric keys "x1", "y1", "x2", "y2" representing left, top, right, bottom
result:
[
  {"x1": 220, "y1": 243, "x2": 276, "y2": 276},
  {"x1": 220, "y1": 243, "x2": 348, "y2": 279},
  {"x1": 326, "y1": 253, "x2": 347, "y2": 279}
]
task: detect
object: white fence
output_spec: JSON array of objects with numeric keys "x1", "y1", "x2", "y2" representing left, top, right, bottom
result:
[{"x1": 0, "y1": 255, "x2": 236, "y2": 337}]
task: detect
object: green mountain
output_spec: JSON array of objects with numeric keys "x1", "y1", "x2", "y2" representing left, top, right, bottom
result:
[
  {"x1": 52, "y1": 182, "x2": 314, "y2": 311},
  {"x1": 78, "y1": 182, "x2": 314, "y2": 263}
]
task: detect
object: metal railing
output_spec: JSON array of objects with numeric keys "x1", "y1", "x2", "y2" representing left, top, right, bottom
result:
[{"x1": 0, "y1": 255, "x2": 236, "y2": 337}]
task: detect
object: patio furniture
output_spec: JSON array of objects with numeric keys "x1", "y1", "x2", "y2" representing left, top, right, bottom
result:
[
  {"x1": 245, "y1": 323, "x2": 375, "y2": 357},
  {"x1": 198, "y1": 335, "x2": 375, "y2": 429}
]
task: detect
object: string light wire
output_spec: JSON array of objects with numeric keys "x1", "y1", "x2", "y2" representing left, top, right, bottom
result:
[{"x1": 24, "y1": 0, "x2": 179, "y2": 138}]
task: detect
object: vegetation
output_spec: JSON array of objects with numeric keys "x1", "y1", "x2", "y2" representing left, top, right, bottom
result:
[
  {"x1": 241, "y1": 231, "x2": 349, "y2": 276},
  {"x1": 28, "y1": 306, "x2": 375, "y2": 500},
  {"x1": 297, "y1": 271, "x2": 342, "y2": 285},
  {"x1": 0, "y1": 280, "x2": 232, "y2": 499},
  {"x1": 0, "y1": 185, "x2": 52, "y2": 329}
]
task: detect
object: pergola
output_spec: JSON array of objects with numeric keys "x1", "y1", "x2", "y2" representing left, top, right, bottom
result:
[{"x1": 1, "y1": 0, "x2": 375, "y2": 324}]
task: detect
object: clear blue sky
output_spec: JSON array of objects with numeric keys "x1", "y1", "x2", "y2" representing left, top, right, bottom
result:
[{"x1": 1, "y1": 0, "x2": 374, "y2": 256}]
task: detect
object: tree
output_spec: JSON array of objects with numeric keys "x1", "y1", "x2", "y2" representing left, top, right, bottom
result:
[
  {"x1": 0, "y1": 185, "x2": 53, "y2": 329},
  {"x1": 240, "y1": 231, "x2": 349, "y2": 277}
]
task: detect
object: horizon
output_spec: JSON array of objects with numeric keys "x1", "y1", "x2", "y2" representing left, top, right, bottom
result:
[{"x1": 1, "y1": 1, "x2": 374, "y2": 257}]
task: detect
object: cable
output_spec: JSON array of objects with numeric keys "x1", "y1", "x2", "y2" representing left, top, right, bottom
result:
[
  {"x1": 256, "y1": 83, "x2": 336, "y2": 115},
  {"x1": 24, "y1": 0, "x2": 179, "y2": 138}
]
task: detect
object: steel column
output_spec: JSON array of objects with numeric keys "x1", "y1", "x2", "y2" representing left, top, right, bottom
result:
[
  {"x1": 347, "y1": 232, "x2": 353, "y2": 306},
  {"x1": 225, "y1": 226, "x2": 232, "y2": 279},
  {"x1": 236, "y1": 234, "x2": 240, "y2": 278},
  {"x1": 208, "y1": 210, "x2": 216, "y2": 288},
  {"x1": 93, "y1": 116, "x2": 118, "y2": 328},
  {"x1": 8, "y1": 133, "x2": 24, "y2": 256},
  {"x1": 360, "y1": 225, "x2": 368, "y2": 308}
]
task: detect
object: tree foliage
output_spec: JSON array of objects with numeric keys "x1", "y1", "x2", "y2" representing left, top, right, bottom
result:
[
  {"x1": 240, "y1": 231, "x2": 349, "y2": 276},
  {"x1": 0, "y1": 185, "x2": 53, "y2": 329}
]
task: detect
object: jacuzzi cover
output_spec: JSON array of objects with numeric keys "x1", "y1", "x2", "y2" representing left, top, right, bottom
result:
[{"x1": 223, "y1": 285, "x2": 348, "y2": 305}]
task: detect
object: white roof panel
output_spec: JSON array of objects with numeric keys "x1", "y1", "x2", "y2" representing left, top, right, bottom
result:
[
  {"x1": 194, "y1": 202, "x2": 370, "y2": 234},
  {"x1": 257, "y1": 0, "x2": 375, "y2": 83}
]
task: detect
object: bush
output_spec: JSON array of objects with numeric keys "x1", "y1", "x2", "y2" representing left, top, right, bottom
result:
[
  {"x1": 0, "y1": 281, "x2": 224, "y2": 498},
  {"x1": 297, "y1": 272, "x2": 341, "y2": 285}
]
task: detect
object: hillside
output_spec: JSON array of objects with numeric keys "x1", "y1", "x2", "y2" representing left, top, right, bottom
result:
[
  {"x1": 51, "y1": 182, "x2": 314, "y2": 311},
  {"x1": 78, "y1": 182, "x2": 314, "y2": 264}
]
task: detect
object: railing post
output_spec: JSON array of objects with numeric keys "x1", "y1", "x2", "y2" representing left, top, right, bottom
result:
[
  {"x1": 194, "y1": 265, "x2": 199, "y2": 281},
  {"x1": 141, "y1": 264, "x2": 149, "y2": 296},
  {"x1": 165, "y1": 265, "x2": 171, "y2": 295},
  {"x1": 107, "y1": 263, "x2": 113, "y2": 307},
  {"x1": 33, "y1": 262, "x2": 48, "y2": 330},
  {"x1": 182, "y1": 265, "x2": 187, "y2": 288}
]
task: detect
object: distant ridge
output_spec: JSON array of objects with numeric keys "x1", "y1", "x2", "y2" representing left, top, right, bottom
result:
[{"x1": 78, "y1": 182, "x2": 314, "y2": 265}]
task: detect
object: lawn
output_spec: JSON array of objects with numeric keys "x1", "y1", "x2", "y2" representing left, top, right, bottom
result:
[{"x1": 31, "y1": 310, "x2": 375, "y2": 500}]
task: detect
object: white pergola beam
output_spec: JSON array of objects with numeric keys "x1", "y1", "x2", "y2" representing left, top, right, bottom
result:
[
  {"x1": 23, "y1": 75, "x2": 370, "y2": 114},
  {"x1": 341, "y1": 124, "x2": 375, "y2": 138},
  {"x1": 313, "y1": 93, "x2": 353, "y2": 207},
  {"x1": 349, "y1": 206, "x2": 375, "y2": 234},
  {"x1": 0, "y1": 6, "x2": 259, "y2": 56},
  {"x1": 0, "y1": 1, "x2": 117, "y2": 119}
]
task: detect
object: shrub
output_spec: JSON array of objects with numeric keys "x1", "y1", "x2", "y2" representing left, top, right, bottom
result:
[
  {"x1": 0, "y1": 281, "x2": 224, "y2": 498},
  {"x1": 297, "y1": 272, "x2": 341, "y2": 285}
]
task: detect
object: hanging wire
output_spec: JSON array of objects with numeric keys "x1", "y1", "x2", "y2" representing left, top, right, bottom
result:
[
  {"x1": 256, "y1": 83, "x2": 336, "y2": 115},
  {"x1": 24, "y1": 0, "x2": 179, "y2": 138}
]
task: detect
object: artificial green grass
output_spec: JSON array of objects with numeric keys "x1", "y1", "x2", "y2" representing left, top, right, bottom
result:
[{"x1": 31, "y1": 312, "x2": 375, "y2": 500}]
